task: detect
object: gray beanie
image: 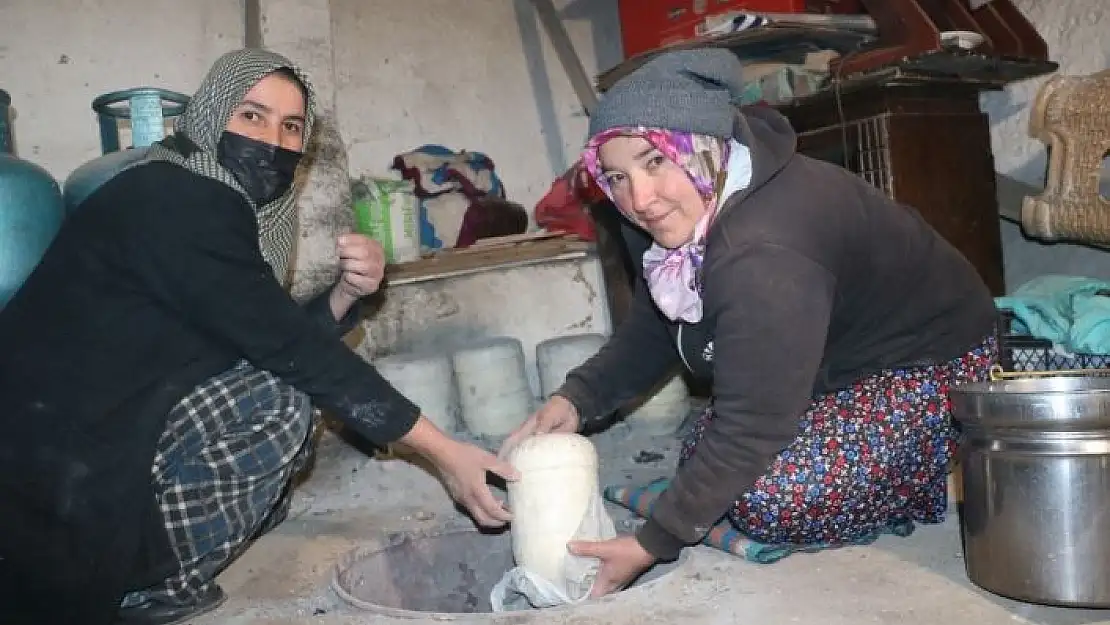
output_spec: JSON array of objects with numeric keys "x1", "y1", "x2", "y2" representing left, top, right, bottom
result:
[{"x1": 589, "y1": 48, "x2": 745, "y2": 140}]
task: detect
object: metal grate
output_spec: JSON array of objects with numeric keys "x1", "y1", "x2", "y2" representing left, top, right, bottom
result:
[
  {"x1": 796, "y1": 113, "x2": 894, "y2": 197},
  {"x1": 853, "y1": 114, "x2": 894, "y2": 196}
]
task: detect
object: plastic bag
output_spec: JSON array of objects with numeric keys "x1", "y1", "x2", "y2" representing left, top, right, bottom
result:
[
  {"x1": 489, "y1": 490, "x2": 616, "y2": 611},
  {"x1": 350, "y1": 176, "x2": 421, "y2": 263}
]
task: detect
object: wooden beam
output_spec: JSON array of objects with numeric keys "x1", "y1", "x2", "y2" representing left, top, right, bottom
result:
[
  {"x1": 244, "y1": 0, "x2": 262, "y2": 47},
  {"x1": 529, "y1": 0, "x2": 599, "y2": 115}
]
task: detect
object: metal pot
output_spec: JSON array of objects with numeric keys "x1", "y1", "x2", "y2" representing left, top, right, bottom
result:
[{"x1": 951, "y1": 374, "x2": 1110, "y2": 607}]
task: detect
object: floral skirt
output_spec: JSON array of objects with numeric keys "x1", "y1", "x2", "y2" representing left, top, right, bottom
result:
[{"x1": 678, "y1": 336, "x2": 997, "y2": 546}]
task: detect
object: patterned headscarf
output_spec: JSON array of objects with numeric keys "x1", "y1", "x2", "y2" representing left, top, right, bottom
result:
[
  {"x1": 129, "y1": 48, "x2": 317, "y2": 287},
  {"x1": 582, "y1": 127, "x2": 730, "y2": 323}
]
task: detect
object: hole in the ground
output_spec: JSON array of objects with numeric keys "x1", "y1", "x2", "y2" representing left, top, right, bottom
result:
[{"x1": 332, "y1": 525, "x2": 683, "y2": 618}]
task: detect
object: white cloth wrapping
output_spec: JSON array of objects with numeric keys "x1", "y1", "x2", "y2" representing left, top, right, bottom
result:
[{"x1": 489, "y1": 491, "x2": 617, "y2": 611}]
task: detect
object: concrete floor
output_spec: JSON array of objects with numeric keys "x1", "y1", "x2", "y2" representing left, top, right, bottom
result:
[{"x1": 191, "y1": 418, "x2": 1110, "y2": 625}]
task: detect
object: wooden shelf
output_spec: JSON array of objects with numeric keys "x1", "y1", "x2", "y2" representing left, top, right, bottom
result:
[{"x1": 383, "y1": 233, "x2": 596, "y2": 287}]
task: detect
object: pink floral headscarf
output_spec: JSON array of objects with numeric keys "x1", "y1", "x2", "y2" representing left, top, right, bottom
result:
[{"x1": 582, "y1": 127, "x2": 730, "y2": 323}]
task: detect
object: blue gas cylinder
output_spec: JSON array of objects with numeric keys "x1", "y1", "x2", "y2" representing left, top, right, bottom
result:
[
  {"x1": 0, "y1": 88, "x2": 66, "y2": 309},
  {"x1": 62, "y1": 87, "x2": 189, "y2": 212}
]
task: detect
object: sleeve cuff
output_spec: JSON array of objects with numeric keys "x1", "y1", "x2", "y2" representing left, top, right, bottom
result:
[
  {"x1": 334, "y1": 302, "x2": 361, "y2": 335},
  {"x1": 636, "y1": 518, "x2": 686, "y2": 561},
  {"x1": 302, "y1": 288, "x2": 361, "y2": 336},
  {"x1": 381, "y1": 402, "x2": 423, "y2": 444},
  {"x1": 553, "y1": 380, "x2": 606, "y2": 430}
]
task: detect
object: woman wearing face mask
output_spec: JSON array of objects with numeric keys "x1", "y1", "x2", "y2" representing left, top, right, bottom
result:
[
  {"x1": 501, "y1": 49, "x2": 998, "y2": 596},
  {"x1": 0, "y1": 49, "x2": 516, "y2": 625}
]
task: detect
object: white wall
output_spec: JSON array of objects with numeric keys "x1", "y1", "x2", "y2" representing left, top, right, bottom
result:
[
  {"x1": 0, "y1": 0, "x2": 621, "y2": 213},
  {"x1": 356, "y1": 255, "x2": 612, "y2": 401},
  {"x1": 0, "y1": 0, "x2": 243, "y2": 179},
  {"x1": 328, "y1": 0, "x2": 621, "y2": 209}
]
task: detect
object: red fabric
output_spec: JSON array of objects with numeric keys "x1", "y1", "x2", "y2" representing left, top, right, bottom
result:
[
  {"x1": 455, "y1": 198, "x2": 529, "y2": 248},
  {"x1": 534, "y1": 160, "x2": 604, "y2": 242},
  {"x1": 573, "y1": 161, "x2": 607, "y2": 204}
]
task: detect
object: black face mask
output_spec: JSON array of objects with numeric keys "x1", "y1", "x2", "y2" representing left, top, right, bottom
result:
[{"x1": 216, "y1": 131, "x2": 303, "y2": 206}]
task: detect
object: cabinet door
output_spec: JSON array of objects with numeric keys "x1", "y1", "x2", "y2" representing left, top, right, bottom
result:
[
  {"x1": 795, "y1": 114, "x2": 895, "y2": 198},
  {"x1": 793, "y1": 110, "x2": 1004, "y2": 295}
]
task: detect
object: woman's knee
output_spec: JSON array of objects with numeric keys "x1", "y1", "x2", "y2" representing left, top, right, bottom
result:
[
  {"x1": 728, "y1": 474, "x2": 799, "y2": 539},
  {"x1": 243, "y1": 369, "x2": 314, "y2": 437},
  {"x1": 221, "y1": 367, "x2": 316, "y2": 472},
  {"x1": 730, "y1": 449, "x2": 877, "y2": 542},
  {"x1": 269, "y1": 382, "x2": 314, "y2": 439}
]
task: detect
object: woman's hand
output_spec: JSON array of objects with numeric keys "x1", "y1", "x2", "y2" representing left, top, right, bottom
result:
[
  {"x1": 568, "y1": 535, "x2": 657, "y2": 598},
  {"x1": 430, "y1": 438, "x2": 519, "y2": 527},
  {"x1": 397, "y1": 417, "x2": 519, "y2": 527},
  {"x1": 329, "y1": 234, "x2": 386, "y2": 318},
  {"x1": 498, "y1": 395, "x2": 580, "y2": 459}
]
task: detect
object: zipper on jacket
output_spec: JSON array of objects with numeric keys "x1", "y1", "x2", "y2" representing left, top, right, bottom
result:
[{"x1": 676, "y1": 323, "x2": 694, "y2": 372}]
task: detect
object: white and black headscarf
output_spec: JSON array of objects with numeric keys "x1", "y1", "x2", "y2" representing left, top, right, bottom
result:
[{"x1": 131, "y1": 48, "x2": 317, "y2": 287}]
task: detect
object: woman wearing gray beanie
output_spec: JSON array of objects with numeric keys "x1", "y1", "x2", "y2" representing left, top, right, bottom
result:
[{"x1": 502, "y1": 48, "x2": 998, "y2": 595}]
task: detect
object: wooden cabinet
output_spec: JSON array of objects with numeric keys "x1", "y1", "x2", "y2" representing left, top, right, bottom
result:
[{"x1": 777, "y1": 80, "x2": 1005, "y2": 296}]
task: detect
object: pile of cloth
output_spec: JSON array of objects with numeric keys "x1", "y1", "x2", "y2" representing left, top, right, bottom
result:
[
  {"x1": 533, "y1": 159, "x2": 605, "y2": 242},
  {"x1": 391, "y1": 144, "x2": 527, "y2": 250},
  {"x1": 391, "y1": 146, "x2": 616, "y2": 248},
  {"x1": 996, "y1": 274, "x2": 1110, "y2": 355}
]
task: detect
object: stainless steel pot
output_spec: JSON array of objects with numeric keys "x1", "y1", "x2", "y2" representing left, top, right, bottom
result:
[{"x1": 951, "y1": 374, "x2": 1110, "y2": 607}]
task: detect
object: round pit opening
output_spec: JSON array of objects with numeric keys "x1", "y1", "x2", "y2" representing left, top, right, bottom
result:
[{"x1": 332, "y1": 525, "x2": 683, "y2": 619}]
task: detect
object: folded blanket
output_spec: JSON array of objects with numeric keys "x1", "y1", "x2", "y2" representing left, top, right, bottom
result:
[{"x1": 603, "y1": 478, "x2": 913, "y2": 564}]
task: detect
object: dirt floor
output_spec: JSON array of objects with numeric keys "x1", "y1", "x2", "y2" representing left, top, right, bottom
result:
[{"x1": 190, "y1": 412, "x2": 1110, "y2": 625}]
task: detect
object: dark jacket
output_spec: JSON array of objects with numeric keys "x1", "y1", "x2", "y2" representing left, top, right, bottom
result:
[
  {"x1": 0, "y1": 161, "x2": 421, "y2": 624},
  {"x1": 556, "y1": 105, "x2": 997, "y2": 559}
]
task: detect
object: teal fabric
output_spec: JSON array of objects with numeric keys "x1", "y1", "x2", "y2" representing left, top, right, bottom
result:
[{"x1": 996, "y1": 275, "x2": 1110, "y2": 355}]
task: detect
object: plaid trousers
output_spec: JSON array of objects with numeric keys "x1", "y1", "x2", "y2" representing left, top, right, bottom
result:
[{"x1": 122, "y1": 361, "x2": 316, "y2": 607}]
